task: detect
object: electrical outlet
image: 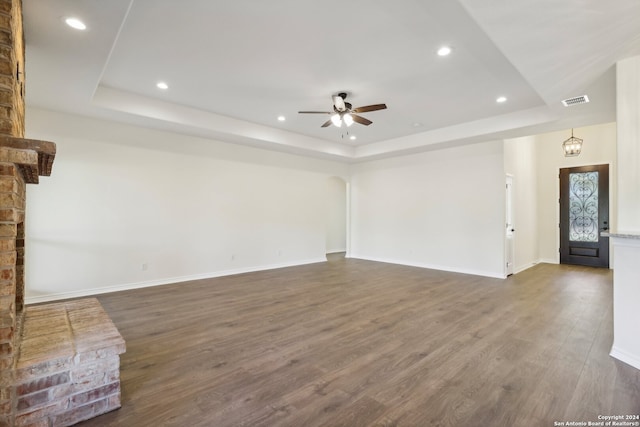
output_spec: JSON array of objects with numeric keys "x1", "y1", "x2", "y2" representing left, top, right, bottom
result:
[{"x1": 141, "y1": 263, "x2": 148, "y2": 271}]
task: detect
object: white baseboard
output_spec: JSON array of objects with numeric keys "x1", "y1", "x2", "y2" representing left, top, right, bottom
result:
[
  {"x1": 536, "y1": 258, "x2": 614, "y2": 270},
  {"x1": 326, "y1": 248, "x2": 346, "y2": 254},
  {"x1": 514, "y1": 261, "x2": 539, "y2": 274},
  {"x1": 25, "y1": 257, "x2": 327, "y2": 305},
  {"x1": 610, "y1": 346, "x2": 640, "y2": 371},
  {"x1": 349, "y1": 254, "x2": 506, "y2": 279}
]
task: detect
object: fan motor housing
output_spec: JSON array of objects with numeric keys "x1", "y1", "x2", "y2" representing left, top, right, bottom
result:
[{"x1": 334, "y1": 102, "x2": 352, "y2": 113}]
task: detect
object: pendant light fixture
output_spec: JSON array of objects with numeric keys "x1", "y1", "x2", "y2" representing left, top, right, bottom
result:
[{"x1": 563, "y1": 128, "x2": 583, "y2": 157}]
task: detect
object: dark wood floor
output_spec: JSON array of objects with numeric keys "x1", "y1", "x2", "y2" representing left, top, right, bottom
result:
[{"x1": 76, "y1": 255, "x2": 640, "y2": 427}]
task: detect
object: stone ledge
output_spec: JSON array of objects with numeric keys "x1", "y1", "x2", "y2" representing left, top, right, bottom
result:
[{"x1": 0, "y1": 136, "x2": 56, "y2": 183}]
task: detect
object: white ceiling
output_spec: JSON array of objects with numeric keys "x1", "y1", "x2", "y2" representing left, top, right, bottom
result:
[{"x1": 23, "y1": 0, "x2": 640, "y2": 162}]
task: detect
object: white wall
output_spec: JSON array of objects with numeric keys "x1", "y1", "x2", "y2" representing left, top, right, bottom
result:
[
  {"x1": 535, "y1": 123, "x2": 617, "y2": 263},
  {"x1": 350, "y1": 140, "x2": 506, "y2": 278},
  {"x1": 24, "y1": 108, "x2": 618, "y2": 303},
  {"x1": 616, "y1": 56, "x2": 640, "y2": 232},
  {"x1": 326, "y1": 177, "x2": 346, "y2": 253},
  {"x1": 25, "y1": 108, "x2": 348, "y2": 302},
  {"x1": 609, "y1": 237, "x2": 640, "y2": 370},
  {"x1": 504, "y1": 135, "x2": 538, "y2": 273},
  {"x1": 609, "y1": 56, "x2": 640, "y2": 370}
]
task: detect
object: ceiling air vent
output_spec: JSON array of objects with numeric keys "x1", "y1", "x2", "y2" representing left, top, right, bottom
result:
[{"x1": 562, "y1": 95, "x2": 589, "y2": 107}]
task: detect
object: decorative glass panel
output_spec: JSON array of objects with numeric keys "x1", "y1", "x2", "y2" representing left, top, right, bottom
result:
[{"x1": 569, "y1": 172, "x2": 599, "y2": 242}]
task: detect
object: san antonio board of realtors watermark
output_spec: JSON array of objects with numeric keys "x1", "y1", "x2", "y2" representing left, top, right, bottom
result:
[{"x1": 554, "y1": 414, "x2": 640, "y2": 426}]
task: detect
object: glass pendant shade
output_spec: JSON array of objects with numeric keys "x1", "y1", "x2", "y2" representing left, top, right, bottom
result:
[
  {"x1": 343, "y1": 113, "x2": 354, "y2": 127},
  {"x1": 331, "y1": 114, "x2": 342, "y2": 127}
]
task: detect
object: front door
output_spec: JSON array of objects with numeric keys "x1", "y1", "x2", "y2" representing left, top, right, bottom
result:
[{"x1": 559, "y1": 164, "x2": 609, "y2": 267}]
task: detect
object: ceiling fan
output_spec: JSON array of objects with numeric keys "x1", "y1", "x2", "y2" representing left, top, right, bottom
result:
[{"x1": 298, "y1": 92, "x2": 387, "y2": 128}]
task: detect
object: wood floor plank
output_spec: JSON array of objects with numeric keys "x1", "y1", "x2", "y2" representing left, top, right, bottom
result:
[
  {"x1": 315, "y1": 396, "x2": 387, "y2": 427},
  {"x1": 65, "y1": 257, "x2": 639, "y2": 426}
]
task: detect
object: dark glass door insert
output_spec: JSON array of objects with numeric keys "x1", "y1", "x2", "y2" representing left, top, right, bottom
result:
[{"x1": 559, "y1": 164, "x2": 609, "y2": 268}]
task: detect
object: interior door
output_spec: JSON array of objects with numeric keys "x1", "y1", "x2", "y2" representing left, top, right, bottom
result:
[
  {"x1": 505, "y1": 176, "x2": 515, "y2": 276},
  {"x1": 559, "y1": 164, "x2": 609, "y2": 267}
]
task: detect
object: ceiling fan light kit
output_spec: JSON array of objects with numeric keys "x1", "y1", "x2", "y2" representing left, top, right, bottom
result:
[{"x1": 299, "y1": 92, "x2": 387, "y2": 129}]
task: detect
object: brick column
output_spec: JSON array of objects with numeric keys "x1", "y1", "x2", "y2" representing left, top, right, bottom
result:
[
  {"x1": 0, "y1": 0, "x2": 25, "y2": 139},
  {"x1": 0, "y1": 1, "x2": 25, "y2": 425},
  {"x1": 0, "y1": 149, "x2": 32, "y2": 427}
]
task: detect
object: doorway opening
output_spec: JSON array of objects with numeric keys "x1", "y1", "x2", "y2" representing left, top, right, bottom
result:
[
  {"x1": 559, "y1": 164, "x2": 609, "y2": 267},
  {"x1": 505, "y1": 175, "x2": 515, "y2": 276},
  {"x1": 326, "y1": 177, "x2": 347, "y2": 255}
]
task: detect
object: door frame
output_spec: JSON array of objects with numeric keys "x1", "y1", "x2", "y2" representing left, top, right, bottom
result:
[
  {"x1": 505, "y1": 174, "x2": 515, "y2": 276},
  {"x1": 558, "y1": 163, "x2": 610, "y2": 267}
]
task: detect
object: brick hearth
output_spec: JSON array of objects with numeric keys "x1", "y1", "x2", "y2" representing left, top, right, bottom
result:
[{"x1": 14, "y1": 299, "x2": 124, "y2": 426}]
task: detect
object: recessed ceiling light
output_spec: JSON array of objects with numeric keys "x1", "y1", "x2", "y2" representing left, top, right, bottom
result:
[
  {"x1": 437, "y1": 46, "x2": 452, "y2": 56},
  {"x1": 277, "y1": 116, "x2": 286, "y2": 122},
  {"x1": 65, "y1": 17, "x2": 86, "y2": 30},
  {"x1": 349, "y1": 135, "x2": 356, "y2": 141},
  {"x1": 156, "y1": 82, "x2": 169, "y2": 90},
  {"x1": 496, "y1": 96, "x2": 507, "y2": 103}
]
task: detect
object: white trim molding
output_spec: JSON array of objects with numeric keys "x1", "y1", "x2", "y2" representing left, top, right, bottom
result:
[
  {"x1": 610, "y1": 346, "x2": 640, "y2": 371},
  {"x1": 349, "y1": 254, "x2": 506, "y2": 279},
  {"x1": 25, "y1": 257, "x2": 327, "y2": 305}
]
